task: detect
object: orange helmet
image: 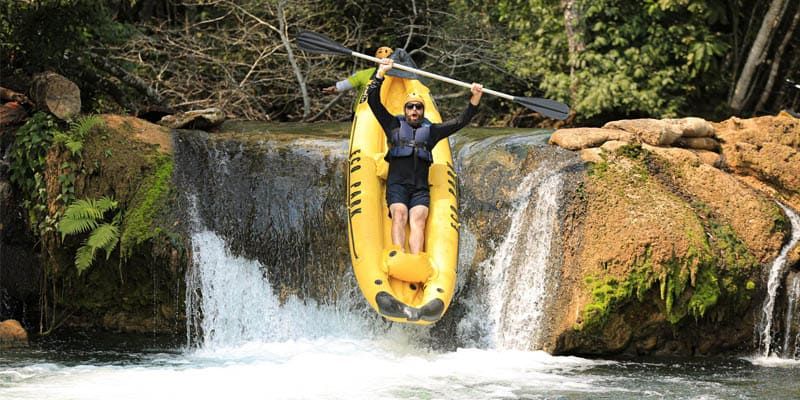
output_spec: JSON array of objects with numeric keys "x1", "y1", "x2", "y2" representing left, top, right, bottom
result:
[{"x1": 375, "y1": 46, "x2": 393, "y2": 59}]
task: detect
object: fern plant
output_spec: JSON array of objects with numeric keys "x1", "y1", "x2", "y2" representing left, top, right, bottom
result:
[
  {"x1": 53, "y1": 115, "x2": 103, "y2": 157},
  {"x1": 58, "y1": 196, "x2": 121, "y2": 274}
]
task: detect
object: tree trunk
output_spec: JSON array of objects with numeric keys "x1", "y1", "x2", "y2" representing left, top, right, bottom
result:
[
  {"x1": 730, "y1": 0, "x2": 788, "y2": 113},
  {"x1": 561, "y1": 0, "x2": 584, "y2": 107},
  {"x1": 0, "y1": 102, "x2": 28, "y2": 128},
  {"x1": 90, "y1": 53, "x2": 165, "y2": 106},
  {"x1": 30, "y1": 72, "x2": 81, "y2": 120},
  {"x1": 276, "y1": 1, "x2": 310, "y2": 120},
  {"x1": 755, "y1": 5, "x2": 800, "y2": 113}
]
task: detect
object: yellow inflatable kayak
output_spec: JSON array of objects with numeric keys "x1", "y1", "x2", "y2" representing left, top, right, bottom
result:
[{"x1": 346, "y1": 74, "x2": 459, "y2": 325}]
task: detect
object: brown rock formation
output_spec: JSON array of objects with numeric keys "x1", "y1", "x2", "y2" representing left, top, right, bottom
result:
[
  {"x1": 158, "y1": 107, "x2": 226, "y2": 130},
  {"x1": 603, "y1": 118, "x2": 683, "y2": 146},
  {"x1": 715, "y1": 114, "x2": 800, "y2": 211},
  {"x1": 549, "y1": 128, "x2": 634, "y2": 150},
  {"x1": 0, "y1": 319, "x2": 29, "y2": 348},
  {"x1": 545, "y1": 114, "x2": 795, "y2": 356}
]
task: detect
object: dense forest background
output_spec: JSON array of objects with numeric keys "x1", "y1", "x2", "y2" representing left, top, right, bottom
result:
[{"x1": 1, "y1": 0, "x2": 799, "y2": 126}]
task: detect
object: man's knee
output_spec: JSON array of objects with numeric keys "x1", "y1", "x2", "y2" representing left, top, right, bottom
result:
[
  {"x1": 390, "y1": 204, "x2": 408, "y2": 222},
  {"x1": 409, "y1": 206, "x2": 428, "y2": 226}
]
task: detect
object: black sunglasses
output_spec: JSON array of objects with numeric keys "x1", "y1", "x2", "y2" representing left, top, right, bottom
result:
[{"x1": 405, "y1": 103, "x2": 424, "y2": 110}]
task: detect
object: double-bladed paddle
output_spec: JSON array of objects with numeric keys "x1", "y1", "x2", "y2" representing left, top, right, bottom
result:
[{"x1": 297, "y1": 30, "x2": 571, "y2": 120}]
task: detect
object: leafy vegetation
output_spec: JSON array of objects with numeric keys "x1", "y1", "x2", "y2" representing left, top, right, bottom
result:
[
  {"x1": 8, "y1": 113, "x2": 58, "y2": 234},
  {"x1": 3, "y1": 1, "x2": 796, "y2": 122},
  {"x1": 58, "y1": 197, "x2": 121, "y2": 274}
]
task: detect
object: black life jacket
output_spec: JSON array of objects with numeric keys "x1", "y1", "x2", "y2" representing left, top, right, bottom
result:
[{"x1": 387, "y1": 117, "x2": 433, "y2": 162}]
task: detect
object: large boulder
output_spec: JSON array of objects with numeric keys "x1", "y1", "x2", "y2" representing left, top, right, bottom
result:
[
  {"x1": 664, "y1": 117, "x2": 716, "y2": 138},
  {"x1": 0, "y1": 319, "x2": 29, "y2": 348},
  {"x1": 603, "y1": 118, "x2": 683, "y2": 146},
  {"x1": 547, "y1": 141, "x2": 784, "y2": 356},
  {"x1": 549, "y1": 128, "x2": 634, "y2": 150}
]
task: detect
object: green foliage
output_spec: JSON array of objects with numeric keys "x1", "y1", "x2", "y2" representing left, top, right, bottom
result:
[
  {"x1": 481, "y1": 0, "x2": 731, "y2": 120},
  {"x1": 581, "y1": 246, "x2": 658, "y2": 329},
  {"x1": 58, "y1": 197, "x2": 118, "y2": 239},
  {"x1": 54, "y1": 115, "x2": 105, "y2": 207},
  {"x1": 120, "y1": 158, "x2": 174, "y2": 260},
  {"x1": 770, "y1": 204, "x2": 787, "y2": 234},
  {"x1": 9, "y1": 113, "x2": 105, "y2": 235},
  {"x1": 9, "y1": 113, "x2": 59, "y2": 234},
  {"x1": 53, "y1": 116, "x2": 104, "y2": 157},
  {"x1": 587, "y1": 160, "x2": 609, "y2": 178},
  {"x1": 688, "y1": 266, "x2": 719, "y2": 318},
  {"x1": 0, "y1": 0, "x2": 131, "y2": 74},
  {"x1": 58, "y1": 197, "x2": 121, "y2": 274},
  {"x1": 616, "y1": 143, "x2": 647, "y2": 160}
]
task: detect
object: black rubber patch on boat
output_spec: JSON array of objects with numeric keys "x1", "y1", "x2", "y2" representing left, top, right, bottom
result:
[
  {"x1": 374, "y1": 279, "x2": 382, "y2": 285},
  {"x1": 419, "y1": 299, "x2": 445, "y2": 321},
  {"x1": 376, "y1": 292, "x2": 407, "y2": 319}
]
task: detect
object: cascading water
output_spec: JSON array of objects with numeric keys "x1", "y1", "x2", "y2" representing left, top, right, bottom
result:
[
  {"x1": 484, "y1": 170, "x2": 562, "y2": 349},
  {"x1": 454, "y1": 133, "x2": 578, "y2": 351},
  {"x1": 781, "y1": 274, "x2": 800, "y2": 359},
  {"x1": 757, "y1": 203, "x2": 800, "y2": 358}
]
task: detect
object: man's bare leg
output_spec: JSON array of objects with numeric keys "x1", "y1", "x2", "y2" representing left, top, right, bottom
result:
[
  {"x1": 408, "y1": 205, "x2": 429, "y2": 254},
  {"x1": 389, "y1": 203, "x2": 409, "y2": 250}
]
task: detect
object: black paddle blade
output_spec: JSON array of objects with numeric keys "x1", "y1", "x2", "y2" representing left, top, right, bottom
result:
[
  {"x1": 514, "y1": 97, "x2": 571, "y2": 120},
  {"x1": 296, "y1": 31, "x2": 352, "y2": 56}
]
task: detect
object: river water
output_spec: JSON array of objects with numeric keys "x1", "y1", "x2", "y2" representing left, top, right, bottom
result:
[{"x1": 3, "y1": 230, "x2": 800, "y2": 399}]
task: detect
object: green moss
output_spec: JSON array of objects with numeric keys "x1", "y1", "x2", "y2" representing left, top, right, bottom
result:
[
  {"x1": 579, "y1": 217, "x2": 756, "y2": 330},
  {"x1": 687, "y1": 266, "x2": 720, "y2": 319},
  {"x1": 581, "y1": 246, "x2": 658, "y2": 329},
  {"x1": 770, "y1": 203, "x2": 787, "y2": 234},
  {"x1": 582, "y1": 276, "x2": 632, "y2": 328},
  {"x1": 587, "y1": 160, "x2": 609, "y2": 178},
  {"x1": 120, "y1": 157, "x2": 174, "y2": 260},
  {"x1": 615, "y1": 143, "x2": 647, "y2": 160}
]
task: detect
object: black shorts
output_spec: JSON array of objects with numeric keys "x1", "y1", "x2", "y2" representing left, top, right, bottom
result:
[{"x1": 386, "y1": 183, "x2": 430, "y2": 209}]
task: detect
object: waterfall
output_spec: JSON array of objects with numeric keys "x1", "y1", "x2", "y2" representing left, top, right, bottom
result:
[
  {"x1": 184, "y1": 228, "x2": 376, "y2": 348},
  {"x1": 486, "y1": 170, "x2": 562, "y2": 349},
  {"x1": 455, "y1": 135, "x2": 577, "y2": 351},
  {"x1": 175, "y1": 129, "x2": 433, "y2": 349},
  {"x1": 781, "y1": 274, "x2": 800, "y2": 358},
  {"x1": 175, "y1": 127, "x2": 579, "y2": 350},
  {"x1": 758, "y1": 203, "x2": 800, "y2": 357}
]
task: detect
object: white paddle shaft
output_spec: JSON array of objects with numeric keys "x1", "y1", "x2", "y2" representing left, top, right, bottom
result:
[{"x1": 353, "y1": 52, "x2": 515, "y2": 101}]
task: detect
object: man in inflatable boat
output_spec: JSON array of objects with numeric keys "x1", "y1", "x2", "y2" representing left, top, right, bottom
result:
[
  {"x1": 323, "y1": 46, "x2": 394, "y2": 111},
  {"x1": 367, "y1": 58, "x2": 483, "y2": 255}
]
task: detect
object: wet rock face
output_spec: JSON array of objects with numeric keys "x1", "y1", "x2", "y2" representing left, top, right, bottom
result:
[
  {"x1": 440, "y1": 132, "x2": 585, "y2": 350},
  {"x1": 173, "y1": 127, "x2": 352, "y2": 304}
]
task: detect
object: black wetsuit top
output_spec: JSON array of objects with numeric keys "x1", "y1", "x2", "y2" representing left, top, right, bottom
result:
[{"x1": 367, "y1": 76, "x2": 478, "y2": 189}]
